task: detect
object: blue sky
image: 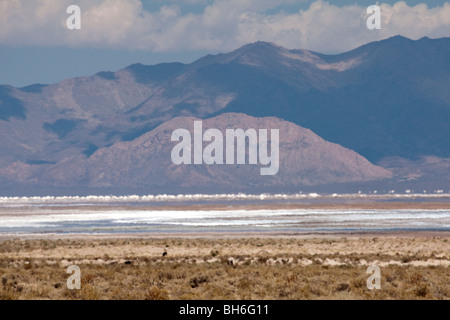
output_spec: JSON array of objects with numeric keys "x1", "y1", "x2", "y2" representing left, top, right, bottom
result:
[{"x1": 1, "y1": 0, "x2": 450, "y2": 87}]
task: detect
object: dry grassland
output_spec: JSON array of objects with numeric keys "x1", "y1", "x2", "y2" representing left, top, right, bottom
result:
[{"x1": 0, "y1": 236, "x2": 449, "y2": 300}]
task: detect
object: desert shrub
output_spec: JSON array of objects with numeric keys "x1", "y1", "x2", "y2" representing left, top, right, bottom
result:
[
  {"x1": 190, "y1": 276, "x2": 209, "y2": 288},
  {"x1": 409, "y1": 272, "x2": 424, "y2": 285},
  {"x1": 414, "y1": 284, "x2": 429, "y2": 298},
  {"x1": 335, "y1": 283, "x2": 350, "y2": 292},
  {"x1": 145, "y1": 286, "x2": 169, "y2": 300},
  {"x1": 210, "y1": 250, "x2": 219, "y2": 257},
  {"x1": 257, "y1": 256, "x2": 269, "y2": 264}
]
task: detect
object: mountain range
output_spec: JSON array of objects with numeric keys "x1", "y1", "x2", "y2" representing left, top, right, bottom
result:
[{"x1": 0, "y1": 36, "x2": 449, "y2": 194}]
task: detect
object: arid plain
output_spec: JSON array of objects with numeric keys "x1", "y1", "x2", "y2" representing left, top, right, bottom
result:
[{"x1": 0, "y1": 200, "x2": 449, "y2": 300}]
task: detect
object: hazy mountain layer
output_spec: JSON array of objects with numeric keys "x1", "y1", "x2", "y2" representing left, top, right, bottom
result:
[{"x1": 0, "y1": 36, "x2": 449, "y2": 192}]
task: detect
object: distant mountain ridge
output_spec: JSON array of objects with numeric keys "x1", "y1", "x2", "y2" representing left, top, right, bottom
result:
[{"x1": 0, "y1": 36, "x2": 449, "y2": 192}]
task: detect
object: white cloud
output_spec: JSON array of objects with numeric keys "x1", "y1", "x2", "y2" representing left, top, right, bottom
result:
[{"x1": 0, "y1": 0, "x2": 450, "y2": 53}]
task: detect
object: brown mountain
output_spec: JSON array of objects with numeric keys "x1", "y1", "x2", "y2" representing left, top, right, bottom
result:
[{"x1": 0, "y1": 114, "x2": 391, "y2": 190}]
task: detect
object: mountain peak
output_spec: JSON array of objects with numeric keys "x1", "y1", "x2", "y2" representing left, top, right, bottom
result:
[
  {"x1": 240, "y1": 41, "x2": 283, "y2": 50},
  {"x1": 386, "y1": 35, "x2": 412, "y2": 41},
  {"x1": 190, "y1": 41, "x2": 286, "y2": 67}
]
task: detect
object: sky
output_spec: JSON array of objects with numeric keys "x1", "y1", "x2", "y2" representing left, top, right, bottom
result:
[{"x1": 1, "y1": 0, "x2": 450, "y2": 87}]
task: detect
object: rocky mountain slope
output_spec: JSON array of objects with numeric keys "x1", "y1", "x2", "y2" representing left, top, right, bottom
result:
[{"x1": 0, "y1": 113, "x2": 391, "y2": 189}]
